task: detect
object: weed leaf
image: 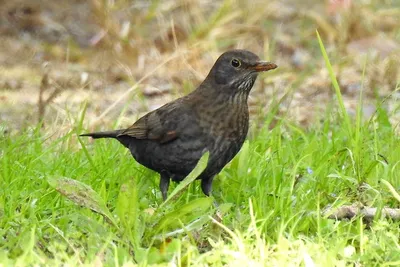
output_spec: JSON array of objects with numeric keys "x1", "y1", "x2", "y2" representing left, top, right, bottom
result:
[{"x1": 47, "y1": 176, "x2": 117, "y2": 226}]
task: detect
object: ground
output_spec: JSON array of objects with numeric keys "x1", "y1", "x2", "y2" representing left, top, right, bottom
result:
[{"x1": 1, "y1": 0, "x2": 399, "y2": 132}]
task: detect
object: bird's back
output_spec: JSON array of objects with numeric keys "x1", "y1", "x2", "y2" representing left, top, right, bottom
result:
[{"x1": 120, "y1": 95, "x2": 207, "y2": 179}]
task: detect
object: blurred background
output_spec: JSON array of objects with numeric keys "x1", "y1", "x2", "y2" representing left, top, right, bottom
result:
[{"x1": 0, "y1": 0, "x2": 399, "y2": 133}]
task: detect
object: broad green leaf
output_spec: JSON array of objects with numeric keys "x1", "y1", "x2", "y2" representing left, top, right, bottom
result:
[
  {"x1": 152, "y1": 197, "x2": 213, "y2": 236},
  {"x1": 47, "y1": 176, "x2": 117, "y2": 227},
  {"x1": 159, "y1": 151, "x2": 209, "y2": 209},
  {"x1": 116, "y1": 179, "x2": 138, "y2": 228},
  {"x1": 116, "y1": 179, "x2": 142, "y2": 247},
  {"x1": 238, "y1": 140, "x2": 250, "y2": 178}
]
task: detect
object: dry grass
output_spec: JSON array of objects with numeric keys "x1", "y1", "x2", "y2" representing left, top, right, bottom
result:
[{"x1": 0, "y1": 0, "x2": 399, "y2": 132}]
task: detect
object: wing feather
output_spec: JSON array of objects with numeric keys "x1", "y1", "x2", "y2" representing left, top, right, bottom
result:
[{"x1": 118, "y1": 102, "x2": 181, "y2": 144}]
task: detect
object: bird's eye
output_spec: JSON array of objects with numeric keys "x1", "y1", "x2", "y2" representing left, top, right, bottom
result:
[{"x1": 231, "y1": 58, "x2": 241, "y2": 68}]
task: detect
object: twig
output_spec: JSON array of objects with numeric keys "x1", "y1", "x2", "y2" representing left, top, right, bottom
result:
[
  {"x1": 38, "y1": 71, "x2": 50, "y2": 124},
  {"x1": 324, "y1": 204, "x2": 400, "y2": 222},
  {"x1": 37, "y1": 66, "x2": 63, "y2": 125}
]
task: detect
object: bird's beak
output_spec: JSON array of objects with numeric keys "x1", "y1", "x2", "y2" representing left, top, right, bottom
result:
[{"x1": 250, "y1": 61, "x2": 278, "y2": 72}]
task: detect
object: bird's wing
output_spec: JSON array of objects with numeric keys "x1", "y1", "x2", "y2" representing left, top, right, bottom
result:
[{"x1": 118, "y1": 102, "x2": 181, "y2": 144}]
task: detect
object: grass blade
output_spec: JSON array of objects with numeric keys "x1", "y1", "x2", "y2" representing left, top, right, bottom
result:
[
  {"x1": 316, "y1": 30, "x2": 352, "y2": 136},
  {"x1": 381, "y1": 179, "x2": 400, "y2": 203}
]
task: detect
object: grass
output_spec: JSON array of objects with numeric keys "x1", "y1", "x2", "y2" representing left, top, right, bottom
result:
[
  {"x1": 1, "y1": 115, "x2": 399, "y2": 266},
  {"x1": 2, "y1": 52, "x2": 400, "y2": 264}
]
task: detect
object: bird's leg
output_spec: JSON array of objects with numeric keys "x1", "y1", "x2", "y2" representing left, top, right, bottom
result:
[
  {"x1": 201, "y1": 175, "x2": 222, "y2": 221},
  {"x1": 200, "y1": 175, "x2": 215, "y2": 196},
  {"x1": 160, "y1": 171, "x2": 170, "y2": 201}
]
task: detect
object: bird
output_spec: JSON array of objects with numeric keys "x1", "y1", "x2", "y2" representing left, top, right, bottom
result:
[{"x1": 80, "y1": 50, "x2": 277, "y2": 200}]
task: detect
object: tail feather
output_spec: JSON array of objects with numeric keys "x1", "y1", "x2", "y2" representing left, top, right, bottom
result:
[{"x1": 80, "y1": 130, "x2": 123, "y2": 139}]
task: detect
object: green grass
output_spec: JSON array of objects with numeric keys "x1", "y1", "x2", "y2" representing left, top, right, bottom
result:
[
  {"x1": 2, "y1": 100, "x2": 400, "y2": 265},
  {"x1": 2, "y1": 37, "x2": 400, "y2": 265}
]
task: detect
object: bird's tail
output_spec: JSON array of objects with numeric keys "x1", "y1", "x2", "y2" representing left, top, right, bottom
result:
[{"x1": 80, "y1": 130, "x2": 124, "y2": 139}]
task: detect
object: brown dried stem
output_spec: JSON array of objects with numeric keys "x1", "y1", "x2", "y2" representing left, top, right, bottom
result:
[
  {"x1": 324, "y1": 204, "x2": 400, "y2": 222},
  {"x1": 37, "y1": 70, "x2": 62, "y2": 124}
]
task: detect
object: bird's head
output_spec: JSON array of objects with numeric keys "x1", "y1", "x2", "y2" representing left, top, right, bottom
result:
[{"x1": 204, "y1": 50, "x2": 277, "y2": 95}]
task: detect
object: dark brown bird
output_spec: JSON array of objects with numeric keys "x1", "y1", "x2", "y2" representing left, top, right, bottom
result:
[{"x1": 80, "y1": 50, "x2": 277, "y2": 200}]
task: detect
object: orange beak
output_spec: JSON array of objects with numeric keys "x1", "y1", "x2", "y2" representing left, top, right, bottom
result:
[{"x1": 250, "y1": 61, "x2": 278, "y2": 72}]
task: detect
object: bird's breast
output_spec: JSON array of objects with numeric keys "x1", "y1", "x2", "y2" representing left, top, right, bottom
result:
[{"x1": 197, "y1": 100, "x2": 249, "y2": 145}]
